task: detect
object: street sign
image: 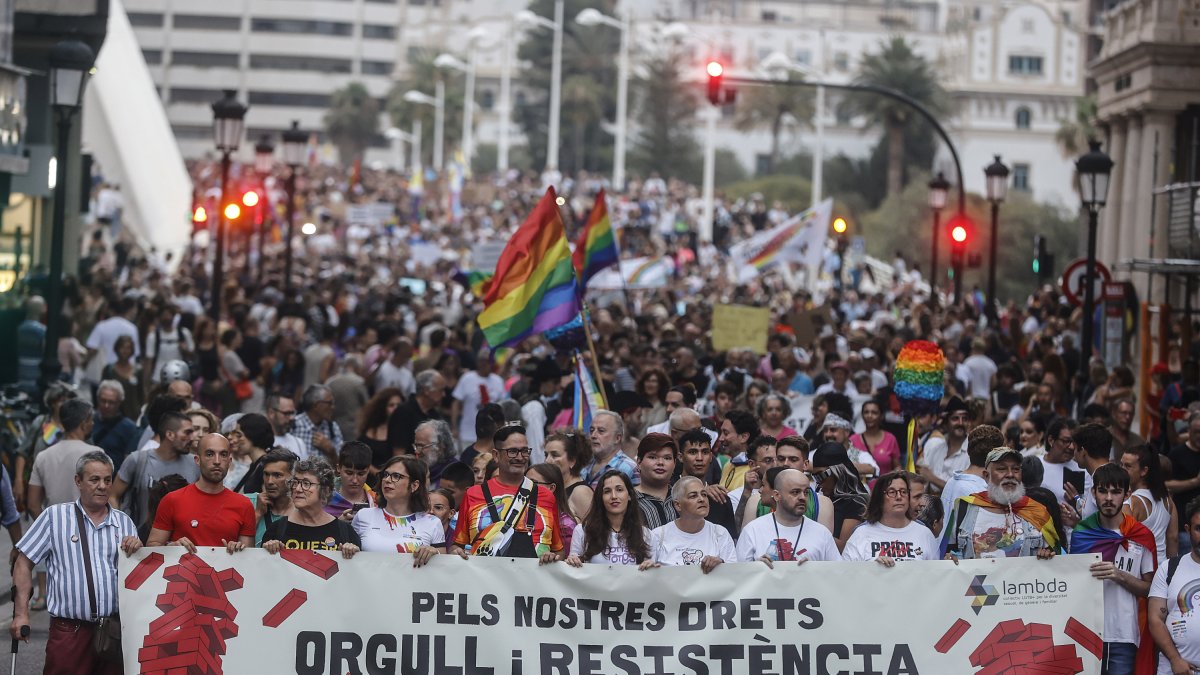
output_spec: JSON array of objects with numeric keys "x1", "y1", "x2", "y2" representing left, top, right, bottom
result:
[{"x1": 1060, "y1": 258, "x2": 1111, "y2": 307}]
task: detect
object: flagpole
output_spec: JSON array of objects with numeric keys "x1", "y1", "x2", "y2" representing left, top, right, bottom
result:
[{"x1": 579, "y1": 302, "x2": 609, "y2": 410}]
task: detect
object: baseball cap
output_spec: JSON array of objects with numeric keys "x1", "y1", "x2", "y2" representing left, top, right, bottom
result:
[{"x1": 985, "y1": 447, "x2": 1022, "y2": 465}]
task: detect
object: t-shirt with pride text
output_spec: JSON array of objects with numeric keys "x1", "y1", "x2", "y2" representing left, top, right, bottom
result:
[
  {"x1": 841, "y1": 520, "x2": 939, "y2": 562},
  {"x1": 352, "y1": 508, "x2": 444, "y2": 554}
]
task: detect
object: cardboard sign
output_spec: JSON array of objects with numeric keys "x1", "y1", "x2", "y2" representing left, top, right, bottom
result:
[{"x1": 712, "y1": 304, "x2": 770, "y2": 354}]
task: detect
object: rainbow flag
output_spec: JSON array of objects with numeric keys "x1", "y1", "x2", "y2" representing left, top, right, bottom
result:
[
  {"x1": 478, "y1": 188, "x2": 580, "y2": 348},
  {"x1": 572, "y1": 189, "x2": 619, "y2": 289},
  {"x1": 572, "y1": 352, "x2": 605, "y2": 431},
  {"x1": 453, "y1": 269, "x2": 493, "y2": 297}
]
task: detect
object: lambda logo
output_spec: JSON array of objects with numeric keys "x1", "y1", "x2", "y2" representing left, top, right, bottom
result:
[{"x1": 965, "y1": 574, "x2": 999, "y2": 614}]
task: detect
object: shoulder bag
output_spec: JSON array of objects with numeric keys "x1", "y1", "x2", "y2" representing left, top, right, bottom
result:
[{"x1": 74, "y1": 505, "x2": 122, "y2": 662}]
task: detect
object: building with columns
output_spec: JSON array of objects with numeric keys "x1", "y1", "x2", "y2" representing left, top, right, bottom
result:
[{"x1": 1089, "y1": 0, "x2": 1200, "y2": 304}]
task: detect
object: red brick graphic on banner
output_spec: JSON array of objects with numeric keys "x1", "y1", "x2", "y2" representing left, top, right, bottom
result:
[{"x1": 140, "y1": 553, "x2": 243, "y2": 675}]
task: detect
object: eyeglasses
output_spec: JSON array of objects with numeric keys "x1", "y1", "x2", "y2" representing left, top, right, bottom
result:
[
  {"x1": 1055, "y1": 436, "x2": 1074, "y2": 444},
  {"x1": 884, "y1": 488, "x2": 910, "y2": 498},
  {"x1": 500, "y1": 447, "x2": 533, "y2": 458},
  {"x1": 273, "y1": 409, "x2": 297, "y2": 417},
  {"x1": 380, "y1": 471, "x2": 410, "y2": 483},
  {"x1": 287, "y1": 478, "x2": 317, "y2": 491},
  {"x1": 413, "y1": 441, "x2": 438, "y2": 452}
]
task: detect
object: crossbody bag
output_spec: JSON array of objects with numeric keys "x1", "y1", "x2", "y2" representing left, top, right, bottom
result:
[{"x1": 74, "y1": 505, "x2": 122, "y2": 662}]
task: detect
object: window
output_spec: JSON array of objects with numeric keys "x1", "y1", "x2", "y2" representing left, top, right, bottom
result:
[
  {"x1": 793, "y1": 49, "x2": 811, "y2": 65},
  {"x1": 833, "y1": 51, "x2": 849, "y2": 72},
  {"x1": 172, "y1": 51, "x2": 240, "y2": 68},
  {"x1": 362, "y1": 24, "x2": 395, "y2": 40},
  {"x1": 127, "y1": 12, "x2": 164, "y2": 27},
  {"x1": 1012, "y1": 163, "x2": 1030, "y2": 191},
  {"x1": 251, "y1": 18, "x2": 352, "y2": 36},
  {"x1": 762, "y1": 10, "x2": 777, "y2": 22},
  {"x1": 1114, "y1": 73, "x2": 1132, "y2": 91},
  {"x1": 480, "y1": 89, "x2": 494, "y2": 110},
  {"x1": 142, "y1": 49, "x2": 163, "y2": 65},
  {"x1": 173, "y1": 14, "x2": 242, "y2": 30},
  {"x1": 362, "y1": 60, "x2": 393, "y2": 75},
  {"x1": 170, "y1": 87, "x2": 226, "y2": 103},
  {"x1": 1008, "y1": 55, "x2": 1043, "y2": 75},
  {"x1": 248, "y1": 90, "x2": 332, "y2": 107},
  {"x1": 250, "y1": 54, "x2": 352, "y2": 73},
  {"x1": 1015, "y1": 107, "x2": 1032, "y2": 129}
]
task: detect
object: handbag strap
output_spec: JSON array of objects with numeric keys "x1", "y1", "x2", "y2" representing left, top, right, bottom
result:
[{"x1": 74, "y1": 504, "x2": 99, "y2": 621}]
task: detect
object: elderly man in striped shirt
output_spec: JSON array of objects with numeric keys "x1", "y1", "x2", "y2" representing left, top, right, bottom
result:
[{"x1": 11, "y1": 450, "x2": 141, "y2": 674}]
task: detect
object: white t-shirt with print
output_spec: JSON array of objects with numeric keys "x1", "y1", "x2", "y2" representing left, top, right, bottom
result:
[
  {"x1": 651, "y1": 521, "x2": 736, "y2": 566},
  {"x1": 842, "y1": 521, "x2": 940, "y2": 562},
  {"x1": 1152, "y1": 554, "x2": 1200, "y2": 673},
  {"x1": 452, "y1": 371, "x2": 506, "y2": 443},
  {"x1": 1101, "y1": 534, "x2": 1154, "y2": 645},
  {"x1": 569, "y1": 524, "x2": 652, "y2": 565},
  {"x1": 352, "y1": 508, "x2": 445, "y2": 554},
  {"x1": 735, "y1": 514, "x2": 841, "y2": 562}
]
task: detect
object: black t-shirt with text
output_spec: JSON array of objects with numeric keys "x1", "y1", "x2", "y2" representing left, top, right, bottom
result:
[{"x1": 262, "y1": 517, "x2": 362, "y2": 551}]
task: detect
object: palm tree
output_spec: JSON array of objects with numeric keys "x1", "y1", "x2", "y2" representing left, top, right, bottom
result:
[
  {"x1": 734, "y1": 71, "x2": 813, "y2": 174},
  {"x1": 844, "y1": 37, "x2": 948, "y2": 198},
  {"x1": 324, "y1": 82, "x2": 380, "y2": 168},
  {"x1": 385, "y1": 48, "x2": 465, "y2": 167},
  {"x1": 1055, "y1": 95, "x2": 1097, "y2": 158}
]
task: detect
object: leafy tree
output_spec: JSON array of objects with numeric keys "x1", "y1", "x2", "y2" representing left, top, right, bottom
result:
[
  {"x1": 734, "y1": 71, "x2": 813, "y2": 175},
  {"x1": 385, "y1": 48, "x2": 465, "y2": 168},
  {"x1": 515, "y1": 0, "x2": 619, "y2": 172},
  {"x1": 630, "y1": 51, "x2": 702, "y2": 184},
  {"x1": 844, "y1": 37, "x2": 949, "y2": 198},
  {"x1": 324, "y1": 82, "x2": 381, "y2": 168},
  {"x1": 1055, "y1": 95, "x2": 1097, "y2": 158},
  {"x1": 714, "y1": 149, "x2": 748, "y2": 187}
]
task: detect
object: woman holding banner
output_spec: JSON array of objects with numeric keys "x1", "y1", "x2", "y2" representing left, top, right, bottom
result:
[
  {"x1": 262, "y1": 457, "x2": 362, "y2": 557},
  {"x1": 565, "y1": 470, "x2": 654, "y2": 569},
  {"x1": 352, "y1": 455, "x2": 443, "y2": 566}
]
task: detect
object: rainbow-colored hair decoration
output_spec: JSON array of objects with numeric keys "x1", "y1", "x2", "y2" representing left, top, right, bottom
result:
[
  {"x1": 894, "y1": 340, "x2": 945, "y2": 473},
  {"x1": 894, "y1": 340, "x2": 945, "y2": 417}
]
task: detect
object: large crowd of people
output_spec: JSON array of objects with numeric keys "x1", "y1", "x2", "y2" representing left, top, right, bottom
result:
[{"x1": 7, "y1": 160, "x2": 1200, "y2": 675}]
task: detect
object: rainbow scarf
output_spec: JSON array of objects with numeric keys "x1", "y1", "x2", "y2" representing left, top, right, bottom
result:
[
  {"x1": 1070, "y1": 512, "x2": 1158, "y2": 674},
  {"x1": 957, "y1": 492, "x2": 1061, "y2": 553},
  {"x1": 1070, "y1": 513, "x2": 1157, "y2": 565}
]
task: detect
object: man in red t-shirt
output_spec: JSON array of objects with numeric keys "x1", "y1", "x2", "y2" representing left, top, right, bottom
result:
[
  {"x1": 148, "y1": 434, "x2": 255, "y2": 553},
  {"x1": 451, "y1": 424, "x2": 563, "y2": 561}
]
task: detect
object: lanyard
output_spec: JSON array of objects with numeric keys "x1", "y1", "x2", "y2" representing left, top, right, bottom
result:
[{"x1": 771, "y1": 514, "x2": 805, "y2": 561}]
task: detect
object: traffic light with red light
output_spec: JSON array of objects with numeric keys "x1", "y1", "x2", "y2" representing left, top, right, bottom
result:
[
  {"x1": 193, "y1": 205, "x2": 207, "y2": 224},
  {"x1": 706, "y1": 60, "x2": 736, "y2": 106},
  {"x1": 951, "y1": 223, "x2": 967, "y2": 244}
]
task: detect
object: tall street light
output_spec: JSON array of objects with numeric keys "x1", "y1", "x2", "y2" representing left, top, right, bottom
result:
[
  {"x1": 40, "y1": 39, "x2": 95, "y2": 389},
  {"x1": 435, "y1": 28, "x2": 485, "y2": 166},
  {"x1": 281, "y1": 120, "x2": 307, "y2": 296},
  {"x1": 253, "y1": 135, "x2": 274, "y2": 285},
  {"x1": 516, "y1": 1, "x2": 562, "y2": 173},
  {"x1": 497, "y1": 20, "x2": 514, "y2": 172},
  {"x1": 404, "y1": 83, "x2": 444, "y2": 171},
  {"x1": 927, "y1": 171, "x2": 949, "y2": 296},
  {"x1": 208, "y1": 90, "x2": 248, "y2": 322},
  {"x1": 1075, "y1": 139, "x2": 1114, "y2": 367},
  {"x1": 576, "y1": 6, "x2": 630, "y2": 191},
  {"x1": 983, "y1": 155, "x2": 1010, "y2": 320}
]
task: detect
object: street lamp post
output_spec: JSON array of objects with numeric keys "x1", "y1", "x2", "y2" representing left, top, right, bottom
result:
[
  {"x1": 40, "y1": 39, "x2": 95, "y2": 389},
  {"x1": 576, "y1": 7, "x2": 630, "y2": 191},
  {"x1": 927, "y1": 172, "x2": 949, "y2": 297},
  {"x1": 516, "y1": 2, "x2": 563, "y2": 173},
  {"x1": 253, "y1": 135, "x2": 274, "y2": 285},
  {"x1": 281, "y1": 120, "x2": 307, "y2": 296},
  {"x1": 403, "y1": 86, "x2": 444, "y2": 171},
  {"x1": 435, "y1": 30, "x2": 484, "y2": 165},
  {"x1": 208, "y1": 90, "x2": 248, "y2": 322},
  {"x1": 1075, "y1": 139, "x2": 1114, "y2": 368},
  {"x1": 983, "y1": 155, "x2": 1010, "y2": 320}
]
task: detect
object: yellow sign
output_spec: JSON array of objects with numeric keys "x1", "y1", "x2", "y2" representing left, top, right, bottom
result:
[{"x1": 711, "y1": 304, "x2": 770, "y2": 354}]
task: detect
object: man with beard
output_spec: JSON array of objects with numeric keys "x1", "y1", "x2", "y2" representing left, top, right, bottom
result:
[
  {"x1": 939, "y1": 424, "x2": 1004, "y2": 517},
  {"x1": 651, "y1": 476, "x2": 736, "y2": 572},
  {"x1": 1149, "y1": 497, "x2": 1200, "y2": 675},
  {"x1": 1069, "y1": 463, "x2": 1156, "y2": 675},
  {"x1": 583, "y1": 410, "x2": 639, "y2": 488},
  {"x1": 413, "y1": 419, "x2": 456, "y2": 486},
  {"x1": 942, "y1": 447, "x2": 1059, "y2": 559},
  {"x1": 919, "y1": 396, "x2": 971, "y2": 491},
  {"x1": 147, "y1": 434, "x2": 255, "y2": 553},
  {"x1": 736, "y1": 468, "x2": 841, "y2": 564},
  {"x1": 451, "y1": 424, "x2": 563, "y2": 561}
]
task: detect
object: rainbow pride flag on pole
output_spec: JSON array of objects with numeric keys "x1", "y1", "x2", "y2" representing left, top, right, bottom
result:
[
  {"x1": 572, "y1": 351, "x2": 605, "y2": 431},
  {"x1": 572, "y1": 189, "x2": 619, "y2": 289},
  {"x1": 478, "y1": 188, "x2": 580, "y2": 348}
]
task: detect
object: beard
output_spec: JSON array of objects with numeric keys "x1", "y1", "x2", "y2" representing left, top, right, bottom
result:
[{"x1": 989, "y1": 481, "x2": 1026, "y2": 505}]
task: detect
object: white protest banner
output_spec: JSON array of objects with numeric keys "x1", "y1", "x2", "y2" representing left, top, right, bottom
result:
[
  {"x1": 345, "y1": 202, "x2": 396, "y2": 226},
  {"x1": 730, "y1": 198, "x2": 832, "y2": 282},
  {"x1": 586, "y1": 256, "x2": 674, "y2": 290},
  {"x1": 472, "y1": 240, "x2": 509, "y2": 275},
  {"x1": 120, "y1": 549, "x2": 1104, "y2": 674}
]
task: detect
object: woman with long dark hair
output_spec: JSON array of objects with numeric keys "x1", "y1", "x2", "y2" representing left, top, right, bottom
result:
[
  {"x1": 808, "y1": 441, "x2": 869, "y2": 551},
  {"x1": 1121, "y1": 444, "x2": 1177, "y2": 561},
  {"x1": 565, "y1": 470, "x2": 653, "y2": 568},
  {"x1": 356, "y1": 387, "x2": 403, "y2": 469},
  {"x1": 849, "y1": 400, "x2": 900, "y2": 474}
]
